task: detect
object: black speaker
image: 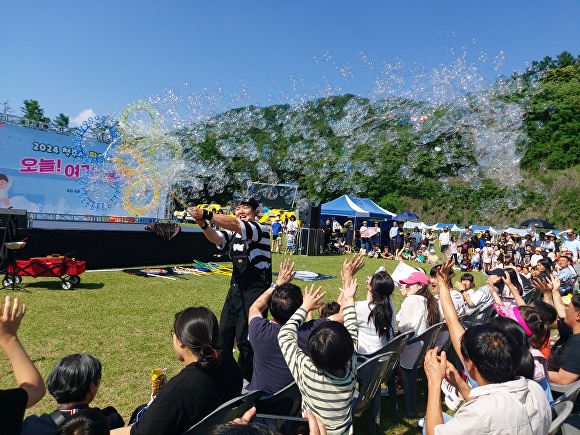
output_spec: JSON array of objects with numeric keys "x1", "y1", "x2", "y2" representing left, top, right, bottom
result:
[
  {"x1": 299, "y1": 228, "x2": 321, "y2": 256},
  {"x1": 301, "y1": 205, "x2": 321, "y2": 229},
  {"x1": 0, "y1": 209, "x2": 28, "y2": 229}
]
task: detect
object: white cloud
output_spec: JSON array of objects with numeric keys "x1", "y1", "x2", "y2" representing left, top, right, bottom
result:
[{"x1": 69, "y1": 109, "x2": 96, "y2": 127}]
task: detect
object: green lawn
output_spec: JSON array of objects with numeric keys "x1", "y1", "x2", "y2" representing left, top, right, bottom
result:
[{"x1": 0, "y1": 253, "x2": 488, "y2": 433}]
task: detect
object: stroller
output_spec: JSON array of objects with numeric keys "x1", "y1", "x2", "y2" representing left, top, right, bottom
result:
[{"x1": 326, "y1": 235, "x2": 344, "y2": 254}]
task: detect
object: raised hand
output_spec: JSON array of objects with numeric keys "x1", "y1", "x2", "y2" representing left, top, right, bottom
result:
[
  {"x1": 423, "y1": 348, "x2": 447, "y2": 387},
  {"x1": 0, "y1": 296, "x2": 25, "y2": 343},
  {"x1": 302, "y1": 285, "x2": 326, "y2": 313},
  {"x1": 340, "y1": 277, "x2": 359, "y2": 305},
  {"x1": 277, "y1": 257, "x2": 295, "y2": 285},
  {"x1": 342, "y1": 253, "x2": 365, "y2": 284}
]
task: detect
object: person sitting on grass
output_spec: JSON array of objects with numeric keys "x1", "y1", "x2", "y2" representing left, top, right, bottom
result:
[
  {"x1": 380, "y1": 246, "x2": 394, "y2": 260},
  {"x1": 111, "y1": 307, "x2": 242, "y2": 435},
  {"x1": 22, "y1": 353, "x2": 124, "y2": 434},
  {"x1": 278, "y1": 278, "x2": 359, "y2": 434},
  {"x1": 0, "y1": 296, "x2": 46, "y2": 435}
]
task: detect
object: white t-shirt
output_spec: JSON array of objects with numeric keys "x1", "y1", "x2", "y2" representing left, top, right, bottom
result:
[
  {"x1": 397, "y1": 295, "x2": 429, "y2": 369},
  {"x1": 355, "y1": 299, "x2": 396, "y2": 356},
  {"x1": 465, "y1": 285, "x2": 493, "y2": 313},
  {"x1": 436, "y1": 290, "x2": 467, "y2": 319}
]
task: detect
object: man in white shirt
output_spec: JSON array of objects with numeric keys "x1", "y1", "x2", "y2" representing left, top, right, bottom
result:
[
  {"x1": 389, "y1": 221, "x2": 401, "y2": 254},
  {"x1": 558, "y1": 228, "x2": 580, "y2": 276},
  {"x1": 424, "y1": 323, "x2": 550, "y2": 435}
]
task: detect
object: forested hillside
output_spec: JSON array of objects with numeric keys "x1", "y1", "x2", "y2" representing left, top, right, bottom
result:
[{"x1": 178, "y1": 51, "x2": 579, "y2": 228}]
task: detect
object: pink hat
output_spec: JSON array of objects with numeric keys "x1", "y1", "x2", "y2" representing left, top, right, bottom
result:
[
  {"x1": 400, "y1": 271, "x2": 430, "y2": 286},
  {"x1": 493, "y1": 303, "x2": 532, "y2": 336}
]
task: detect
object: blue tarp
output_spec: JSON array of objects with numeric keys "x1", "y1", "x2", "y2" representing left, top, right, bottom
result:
[{"x1": 321, "y1": 195, "x2": 394, "y2": 219}]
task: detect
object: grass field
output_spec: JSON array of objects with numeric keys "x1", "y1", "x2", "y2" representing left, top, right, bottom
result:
[{"x1": 0, "y1": 252, "x2": 488, "y2": 433}]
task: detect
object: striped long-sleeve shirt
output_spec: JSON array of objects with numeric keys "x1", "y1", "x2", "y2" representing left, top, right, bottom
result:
[
  {"x1": 278, "y1": 305, "x2": 358, "y2": 435},
  {"x1": 217, "y1": 219, "x2": 272, "y2": 289}
]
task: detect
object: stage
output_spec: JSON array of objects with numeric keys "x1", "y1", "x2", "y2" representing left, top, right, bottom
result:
[{"x1": 2, "y1": 220, "x2": 221, "y2": 270}]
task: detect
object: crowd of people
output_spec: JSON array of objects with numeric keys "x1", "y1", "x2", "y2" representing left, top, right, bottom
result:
[{"x1": 2, "y1": 198, "x2": 580, "y2": 434}]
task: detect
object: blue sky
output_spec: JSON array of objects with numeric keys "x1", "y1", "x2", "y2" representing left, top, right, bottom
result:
[{"x1": 1, "y1": 1, "x2": 579, "y2": 126}]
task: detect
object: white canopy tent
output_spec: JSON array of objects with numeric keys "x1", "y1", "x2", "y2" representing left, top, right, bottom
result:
[{"x1": 403, "y1": 221, "x2": 431, "y2": 230}]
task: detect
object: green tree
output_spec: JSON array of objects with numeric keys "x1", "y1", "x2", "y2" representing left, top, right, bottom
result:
[
  {"x1": 20, "y1": 99, "x2": 50, "y2": 123},
  {"x1": 53, "y1": 113, "x2": 69, "y2": 127}
]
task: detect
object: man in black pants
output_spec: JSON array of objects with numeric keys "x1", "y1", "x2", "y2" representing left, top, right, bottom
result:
[{"x1": 190, "y1": 198, "x2": 271, "y2": 381}]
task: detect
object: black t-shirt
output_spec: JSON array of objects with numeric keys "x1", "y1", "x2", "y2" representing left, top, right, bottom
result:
[
  {"x1": 130, "y1": 352, "x2": 242, "y2": 435},
  {"x1": 548, "y1": 329, "x2": 580, "y2": 375},
  {"x1": 0, "y1": 387, "x2": 28, "y2": 435}
]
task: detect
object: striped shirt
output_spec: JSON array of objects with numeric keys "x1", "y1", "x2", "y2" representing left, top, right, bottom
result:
[
  {"x1": 217, "y1": 219, "x2": 271, "y2": 270},
  {"x1": 278, "y1": 305, "x2": 358, "y2": 435}
]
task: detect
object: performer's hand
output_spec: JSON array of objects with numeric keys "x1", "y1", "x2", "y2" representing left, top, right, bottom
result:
[{"x1": 187, "y1": 206, "x2": 204, "y2": 220}]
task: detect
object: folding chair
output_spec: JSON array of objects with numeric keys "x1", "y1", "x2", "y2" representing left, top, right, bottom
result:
[
  {"x1": 254, "y1": 381, "x2": 302, "y2": 417},
  {"x1": 551, "y1": 379, "x2": 580, "y2": 407},
  {"x1": 400, "y1": 321, "x2": 446, "y2": 417},
  {"x1": 475, "y1": 302, "x2": 496, "y2": 324},
  {"x1": 357, "y1": 331, "x2": 414, "y2": 421},
  {"x1": 459, "y1": 307, "x2": 480, "y2": 329},
  {"x1": 180, "y1": 390, "x2": 264, "y2": 434},
  {"x1": 352, "y1": 351, "x2": 399, "y2": 435},
  {"x1": 550, "y1": 401, "x2": 575, "y2": 435}
]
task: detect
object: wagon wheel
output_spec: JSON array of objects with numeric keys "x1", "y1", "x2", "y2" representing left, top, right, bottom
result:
[
  {"x1": 2, "y1": 276, "x2": 13, "y2": 287},
  {"x1": 69, "y1": 276, "x2": 81, "y2": 285},
  {"x1": 61, "y1": 280, "x2": 73, "y2": 290}
]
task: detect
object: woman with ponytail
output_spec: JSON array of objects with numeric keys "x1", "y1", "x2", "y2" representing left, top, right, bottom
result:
[
  {"x1": 397, "y1": 271, "x2": 441, "y2": 370},
  {"x1": 355, "y1": 270, "x2": 396, "y2": 355},
  {"x1": 113, "y1": 307, "x2": 242, "y2": 435}
]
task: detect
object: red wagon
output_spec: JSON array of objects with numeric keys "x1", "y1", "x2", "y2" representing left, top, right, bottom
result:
[{"x1": 3, "y1": 254, "x2": 86, "y2": 290}]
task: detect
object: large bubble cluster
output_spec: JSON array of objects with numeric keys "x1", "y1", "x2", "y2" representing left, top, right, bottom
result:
[{"x1": 78, "y1": 43, "x2": 542, "y2": 216}]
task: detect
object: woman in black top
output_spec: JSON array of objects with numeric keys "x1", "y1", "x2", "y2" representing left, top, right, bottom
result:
[{"x1": 112, "y1": 307, "x2": 243, "y2": 435}]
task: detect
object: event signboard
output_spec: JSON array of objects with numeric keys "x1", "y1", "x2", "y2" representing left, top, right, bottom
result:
[{"x1": 0, "y1": 120, "x2": 164, "y2": 218}]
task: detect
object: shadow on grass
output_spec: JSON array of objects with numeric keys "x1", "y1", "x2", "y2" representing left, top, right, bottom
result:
[{"x1": 11, "y1": 279, "x2": 105, "y2": 291}]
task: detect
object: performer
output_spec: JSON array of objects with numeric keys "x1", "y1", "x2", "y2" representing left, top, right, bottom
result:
[{"x1": 189, "y1": 198, "x2": 271, "y2": 381}]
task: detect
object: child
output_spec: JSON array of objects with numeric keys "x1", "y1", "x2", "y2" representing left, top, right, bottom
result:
[
  {"x1": 471, "y1": 248, "x2": 481, "y2": 271},
  {"x1": 318, "y1": 301, "x2": 341, "y2": 319},
  {"x1": 278, "y1": 281, "x2": 358, "y2": 434},
  {"x1": 426, "y1": 249, "x2": 439, "y2": 264},
  {"x1": 380, "y1": 247, "x2": 394, "y2": 260},
  {"x1": 367, "y1": 245, "x2": 378, "y2": 258},
  {"x1": 285, "y1": 230, "x2": 295, "y2": 255},
  {"x1": 414, "y1": 245, "x2": 427, "y2": 263},
  {"x1": 275, "y1": 233, "x2": 282, "y2": 254},
  {"x1": 401, "y1": 244, "x2": 413, "y2": 260}
]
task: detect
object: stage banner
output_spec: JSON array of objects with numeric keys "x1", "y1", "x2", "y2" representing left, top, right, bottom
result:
[{"x1": 0, "y1": 122, "x2": 163, "y2": 218}]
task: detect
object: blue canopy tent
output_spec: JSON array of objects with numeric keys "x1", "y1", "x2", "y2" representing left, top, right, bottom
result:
[
  {"x1": 320, "y1": 195, "x2": 394, "y2": 219},
  {"x1": 321, "y1": 196, "x2": 395, "y2": 249}
]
